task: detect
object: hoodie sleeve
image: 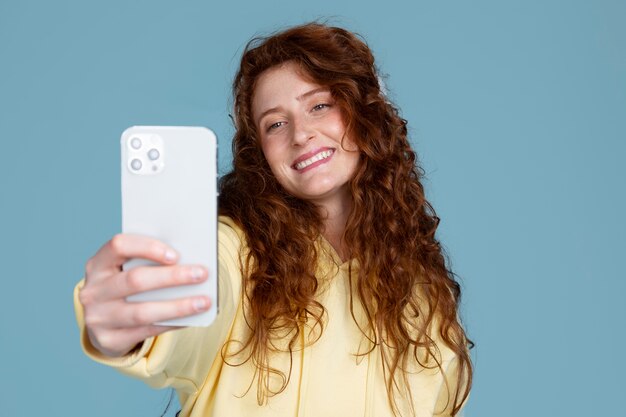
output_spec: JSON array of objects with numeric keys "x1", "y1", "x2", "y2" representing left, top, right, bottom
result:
[
  {"x1": 73, "y1": 217, "x2": 245, "y2": 394},
  {"x1": 433, "y1": 352, "x2": 471, "y2": 417}
]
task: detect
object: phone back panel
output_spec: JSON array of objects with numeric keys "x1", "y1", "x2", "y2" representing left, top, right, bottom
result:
[{"x1": 121, "y1": 126, "x2": 217, "y2": 327}]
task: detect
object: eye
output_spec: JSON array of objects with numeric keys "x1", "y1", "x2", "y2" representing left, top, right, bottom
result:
[
  {"x1": 312, "y1": 103, "x2": 331, "y2": 111},
  {"x1": 267, "y1": 121, "x2": 286, "y2": 132}
]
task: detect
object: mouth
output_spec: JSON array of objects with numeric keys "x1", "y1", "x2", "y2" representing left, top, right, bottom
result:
[{"x1": 292, "y1": 148, "x2": 335, "y2": 171}]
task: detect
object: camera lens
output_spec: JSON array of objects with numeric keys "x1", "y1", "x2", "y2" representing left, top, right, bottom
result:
[
  {"x1": 147, "y1": 148, "x2": 160, "y2": 161},
  {"x1": 131, "y1": 159, "x2": 142, "y2": 170},
  {"x1": 130, "y1": 137, "x2": 142, "y2": 149}
]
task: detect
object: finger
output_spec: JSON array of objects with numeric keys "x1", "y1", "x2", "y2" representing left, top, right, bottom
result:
[
  {"x1": 84, "y1": 264, "x2": 208, "y2": 303},
  {"x1": 85, "y1": 234, "x2": 179, "y2": 282},
  {"x1": 86, "y1": 296, "x2": 212, "y2": 329},
  {"x1": 90, "y1": 325, "x2": 180, "y2": 358}
]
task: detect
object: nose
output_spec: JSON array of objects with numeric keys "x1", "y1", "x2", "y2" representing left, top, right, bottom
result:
[{"x1": 291, "y1": 117, "x2": 314, "y2": 146}]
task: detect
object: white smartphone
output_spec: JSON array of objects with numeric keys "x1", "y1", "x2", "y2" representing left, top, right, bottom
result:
[{"x1": 121, "y1": 126, "x2": 218, "y2": 327}]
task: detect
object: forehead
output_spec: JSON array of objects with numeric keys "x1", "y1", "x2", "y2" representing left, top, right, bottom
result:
[{"x1": 251, "y1": 63, "x2": 325, "y2": 116}]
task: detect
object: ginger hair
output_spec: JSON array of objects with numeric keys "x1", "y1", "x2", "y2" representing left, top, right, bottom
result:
[{"x1": 219, "y1": 22, "x2": 473, "y2": 416}]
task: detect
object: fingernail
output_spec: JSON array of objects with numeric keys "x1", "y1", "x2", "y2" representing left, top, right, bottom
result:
[
  {"x1": 164, "y1": 249, "x2": 177, "y2": 262},
  {"x1": 193, "y1": 298, "x2": 208, "y2": 311},
  {"x1": 191, "y1": 267, "x2": 204, "y2": 281}
]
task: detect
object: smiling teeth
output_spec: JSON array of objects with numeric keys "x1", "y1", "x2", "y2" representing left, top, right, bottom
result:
[{"x1": 295, "y1": 150, "x2": 334, "y2": 170}]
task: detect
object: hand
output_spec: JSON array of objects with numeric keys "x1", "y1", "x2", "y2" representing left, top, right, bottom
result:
[{"x1": 78, "y1": 234, "x2": 212, "y2": 358}]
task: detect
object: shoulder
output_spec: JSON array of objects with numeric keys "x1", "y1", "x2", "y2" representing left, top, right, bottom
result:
[
  {"x1": 218, "y1": 215, "x2": 245, "y2": 240},
  {"x1": 217, "y1": 215, "x2": 250, "y2": 287},
  {"x1": 218, "y1": 215, "x2": 248, "y2": 254}
]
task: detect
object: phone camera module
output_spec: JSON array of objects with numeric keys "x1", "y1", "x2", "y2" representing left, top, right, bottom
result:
[
  {"x1": 130, "y1": 137, "x2": 142, "y2": 149},
  {"x1": 131, "y1": 159, "x2": 142, "y2": 171},
  {"x1": 147, "y1": 148, "x2": 160, "y2": 161}
]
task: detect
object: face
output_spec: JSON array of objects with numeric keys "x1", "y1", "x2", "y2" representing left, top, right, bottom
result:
[{"x1": 252, "y1": 62, "x2": 360, "y2": 208}]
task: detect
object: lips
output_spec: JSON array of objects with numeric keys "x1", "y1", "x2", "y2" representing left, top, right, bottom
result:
[{"x1": 292, "y1": 147, "x2": 335, "y2": 171}]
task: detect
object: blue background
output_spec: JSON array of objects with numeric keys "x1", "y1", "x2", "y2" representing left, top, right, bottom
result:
[{"x1": 1, "y1": 1, "x2": 624, "y2": 416}]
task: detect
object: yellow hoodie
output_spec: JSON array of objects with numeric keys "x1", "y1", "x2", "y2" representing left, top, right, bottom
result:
[{"x1": 74, "y1": 216, "x2": 467, "y2": 417}]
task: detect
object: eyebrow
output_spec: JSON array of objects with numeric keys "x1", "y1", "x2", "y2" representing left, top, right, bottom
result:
[{"x1": 256, "y1": 87, "x2": 330, "y2": 124}]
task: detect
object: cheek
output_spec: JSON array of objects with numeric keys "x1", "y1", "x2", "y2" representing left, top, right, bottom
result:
[
  {"x1": 260, "y1": 138, "x2": 277, "y2": 161},
  {"x1": 342, "y1": 136, "x2": 361, "y2": 172},
  {"x1": 342, "y1": 137, "x2": 359, "y2": 153},
  {"x1": 324, "y1": 111, "x2": 358, "y2": 150},
  {"x1": 347, "y1": 151, "x2": 361, "y2": 175},
  {"x1": 260, "y1": 141, "x2": 286, "y2": 175}
]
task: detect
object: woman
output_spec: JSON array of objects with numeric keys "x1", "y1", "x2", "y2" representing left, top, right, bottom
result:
[{"x1": 75, "y1": 22, "x2": 473, "y2": 417}]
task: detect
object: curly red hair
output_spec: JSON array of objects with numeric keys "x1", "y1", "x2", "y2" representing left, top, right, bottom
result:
[{"x1": 219, "y1": 22, "x2": 473, "y2": 416}]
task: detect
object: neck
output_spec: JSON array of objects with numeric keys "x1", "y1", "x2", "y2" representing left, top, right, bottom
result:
[{"x1": 316, "y1": 193, "x2": 353, "y2": 262}]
